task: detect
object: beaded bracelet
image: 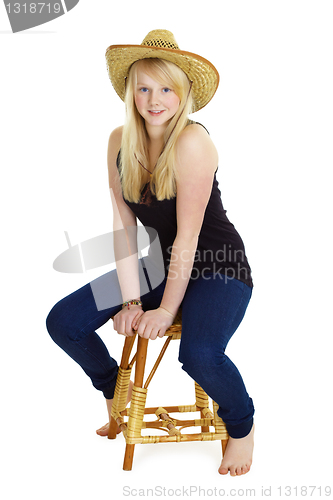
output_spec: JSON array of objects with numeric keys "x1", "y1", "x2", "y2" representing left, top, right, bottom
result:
[{"x1": 122, "y1": 299, "x2": 143, "y2": 310}]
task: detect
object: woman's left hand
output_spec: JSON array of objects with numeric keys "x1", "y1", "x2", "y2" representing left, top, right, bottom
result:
[{"x1": 133, "y1": 307, "x2": 175, "y2": 340}]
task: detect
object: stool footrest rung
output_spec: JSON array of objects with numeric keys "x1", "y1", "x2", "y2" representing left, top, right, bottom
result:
[
  {"x1": 126, "y1": 432, "x2": 229, "y2": 445},
  {"x1": 121, "y1": 403, "x2": 210, "y2": 417},
  {"x1": 143, "y1": 417, "x2": 214, "y2": 429}
]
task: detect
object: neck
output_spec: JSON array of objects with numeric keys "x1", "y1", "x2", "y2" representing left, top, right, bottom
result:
[{"x1": 145, "y1": 122, "x2": 167, "y2": 145}]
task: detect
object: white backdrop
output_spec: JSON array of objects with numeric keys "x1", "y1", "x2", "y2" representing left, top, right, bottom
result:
[{"x1": 1, "y1": 1, "x2": 332, "y2": 499}]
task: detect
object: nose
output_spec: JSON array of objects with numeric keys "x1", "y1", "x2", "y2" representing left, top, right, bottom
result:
[{"x1": 149, "y1": 89, "x2": 161, "y2": 106}]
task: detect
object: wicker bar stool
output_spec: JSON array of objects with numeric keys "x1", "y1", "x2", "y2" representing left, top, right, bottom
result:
[{"x1": 108, "y1": 309, "x2": 229, "y2": 471}]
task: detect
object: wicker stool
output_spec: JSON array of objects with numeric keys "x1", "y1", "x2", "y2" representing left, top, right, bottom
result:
[{"x1": 108, "y1": 309, "x2": 229, "y2": 471}]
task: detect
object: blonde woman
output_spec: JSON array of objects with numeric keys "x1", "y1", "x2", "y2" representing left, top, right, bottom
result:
[{"x1": 46, "y1": 30, "x2": 255, "y2": 476}]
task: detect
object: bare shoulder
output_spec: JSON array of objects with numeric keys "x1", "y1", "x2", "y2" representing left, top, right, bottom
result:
[
  {"x1": 178, "y1": 123, "x2": 214, "y2": 147},
  {"x1": 107, "y1": 126, "x2": 137, "y2": 224},
  {"x1": 108, "y1": 125, "x2": 123, "y2": 152},
  {"x1": 175, "y1": 124, "x2": 219, "y2": 235},
  {"x1": 107, "y1": 126, "x2": 124, "y2": 189},
  {"x1": 107, "y1": 126, "x2": 123, "y2": 168},
  {"x1": 176, "y1": 123, "x2": 218, "y2": 175}
]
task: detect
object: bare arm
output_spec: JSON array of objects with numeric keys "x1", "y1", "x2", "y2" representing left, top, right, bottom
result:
[
  {"x1": 107, "y1": 127, "x2": 144, "y2": 334},
  {"x1": 160, "y1": 124, "x2": 218, "y2": 314},
  {"x1": 136, "y1": 124, "x2": 218, "y2": 338}
]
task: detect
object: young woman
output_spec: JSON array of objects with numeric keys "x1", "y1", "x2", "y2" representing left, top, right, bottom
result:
[{"x1": 46, "y1": 30, "x2": 255, "y2": 476}]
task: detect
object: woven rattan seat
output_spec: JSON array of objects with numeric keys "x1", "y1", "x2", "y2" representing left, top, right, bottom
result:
[{"x1": 109, "y1": 309, "x2": 229, "y2": 470}]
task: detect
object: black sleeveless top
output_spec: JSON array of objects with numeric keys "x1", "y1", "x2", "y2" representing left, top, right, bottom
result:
[{"x1": 117, "y1": 125, "x2": 253, "y2": 288}]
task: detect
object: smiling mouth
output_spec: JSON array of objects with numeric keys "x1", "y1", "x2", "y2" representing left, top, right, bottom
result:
[{"x1": 148, "y1": 110, "x2": 165, "y2": 115}]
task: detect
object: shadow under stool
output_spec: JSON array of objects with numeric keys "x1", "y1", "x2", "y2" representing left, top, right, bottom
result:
[{"x1": 108, "y1": 309, "x2": 229, "y2": 471}]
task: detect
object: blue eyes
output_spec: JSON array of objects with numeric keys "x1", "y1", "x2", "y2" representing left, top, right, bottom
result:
[{"x1": 139, "y1": 87, "x2": 171, "y2": 93}]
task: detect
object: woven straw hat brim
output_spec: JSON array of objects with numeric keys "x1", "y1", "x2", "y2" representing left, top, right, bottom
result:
[{"x1": 105, "y1": 44, "x2": 219, "y2": 113}]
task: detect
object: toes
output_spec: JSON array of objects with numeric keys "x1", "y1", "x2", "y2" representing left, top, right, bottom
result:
[
  {"x1": 230, "y1": 466, "x2": 237, "y2": 476},
  {"x1": 96, "y1": 423, "x2": 109, "y2": 436},
  {"x1": 96, "y1": 423, "x2": 108, "y2": 431},
  {"x1": 219, "y1": 464, "x2": 251, "y2": 476},
  {"x1": 96, "y1": 422, "x2": 123, "y2": 437},
  {"x1": 219, "y1": 460, "x2": 252, "y2": 476},
  {"x1": 239, "y1": 464, "x2": 251, "y2": 475},
  {"x1": 96, "y1": 429, "x2": 108, "y2": 436}
]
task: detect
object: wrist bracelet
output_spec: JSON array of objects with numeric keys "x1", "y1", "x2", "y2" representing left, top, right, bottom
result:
[{"x1": 122, "y1": 299, "x2": 143, "y2": 310}]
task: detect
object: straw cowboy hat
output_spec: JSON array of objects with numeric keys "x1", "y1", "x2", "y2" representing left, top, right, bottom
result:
[{"x1": 105, "y1": 29, "x2": 219, "y2": 113}]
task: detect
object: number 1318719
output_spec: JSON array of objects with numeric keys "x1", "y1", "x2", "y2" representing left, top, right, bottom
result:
[
  {"x1": 277, "y1": 486, "x2": 331, "y2": 496},
  {"x1": 5, "y1": 3, "x2": 61, "y2": 14}
]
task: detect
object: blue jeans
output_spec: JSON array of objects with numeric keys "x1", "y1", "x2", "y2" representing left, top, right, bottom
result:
[{"x1": 46, "y1": 263, "x2": 254, "y2": 439}]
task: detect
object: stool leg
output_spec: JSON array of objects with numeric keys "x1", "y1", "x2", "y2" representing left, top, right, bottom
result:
[
  {"x1": 221, "y1": 439, "x2": 229, "y2": 456},
  {"x1": 200, "y1": 410, "x2": 210, "y2": 433},
  {"x1": 108, "y1": 417, "x2": 118, "y2": 440},
  {"x1": 108, "y1": 335, "x2": 136, "y2": 440},
  {"x1": 195, "y1": 382, "x2": 210, "y2": 433},
  {"x1": 123, "y1": 336, "x2": 149, "y2": 471}
]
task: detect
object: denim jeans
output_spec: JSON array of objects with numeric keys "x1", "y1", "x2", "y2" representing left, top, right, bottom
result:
[{"x1": 46, "y1": 262, "x2": 254, "y2": 439}]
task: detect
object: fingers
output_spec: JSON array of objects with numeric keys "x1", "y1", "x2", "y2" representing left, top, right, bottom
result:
[
  {"x1": 136, "y1": 320, "x2": 166, "y2": 340},
  {"x1": 140, "y1": 326, "x2": 161, "y2": 340},
  {"x1": 116, "y1": 326, "x2": 135, "y2": 337},
  {"x1": 132, "y1": 309, "x2": 145, "y2": 330},
  {"x1": 114, "y1": 308, "x2": 142, "y2": 336},
  {"x1": 117, "y1": 308, "x2": 173, "y2": 340}
]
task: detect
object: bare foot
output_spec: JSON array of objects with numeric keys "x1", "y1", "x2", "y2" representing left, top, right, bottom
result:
[
  {"x1": 96, "y1": 381, "x2": 133, "y2": 436},
  {"x1": 218, "y1": 424, "x2": 254, "y2": 476}
]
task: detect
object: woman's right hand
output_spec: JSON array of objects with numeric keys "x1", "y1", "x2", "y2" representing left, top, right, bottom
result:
[{"x1": 113, "y1": 305, "x2": 144, "y2": 337}]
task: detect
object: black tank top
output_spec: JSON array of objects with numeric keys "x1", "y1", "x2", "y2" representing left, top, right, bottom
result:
[{"x1": 117, "y1": 124, "x2": 253, "y2": 288}]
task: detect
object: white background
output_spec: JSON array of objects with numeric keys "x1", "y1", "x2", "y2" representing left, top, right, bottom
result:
[{"x1": 1, "y1": 1, "x2": 332, "y2": 499}]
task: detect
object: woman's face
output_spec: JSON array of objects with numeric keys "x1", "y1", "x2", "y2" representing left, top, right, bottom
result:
[{"x1": 134, "y1": 67, "x2": 180, "y2": 131}]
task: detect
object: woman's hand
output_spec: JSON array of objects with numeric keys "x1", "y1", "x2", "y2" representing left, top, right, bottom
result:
[
  {"x1": 134, "y1": 307, "x2": 175, "y2": 340},
  {"x1": 113, "y1": 305, "x2": 144, "y2": 337}
]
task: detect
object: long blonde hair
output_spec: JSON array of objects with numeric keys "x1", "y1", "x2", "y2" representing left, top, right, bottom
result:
[{"x1": 119, "y1": 58, "x2": 193, "y2": 202}]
